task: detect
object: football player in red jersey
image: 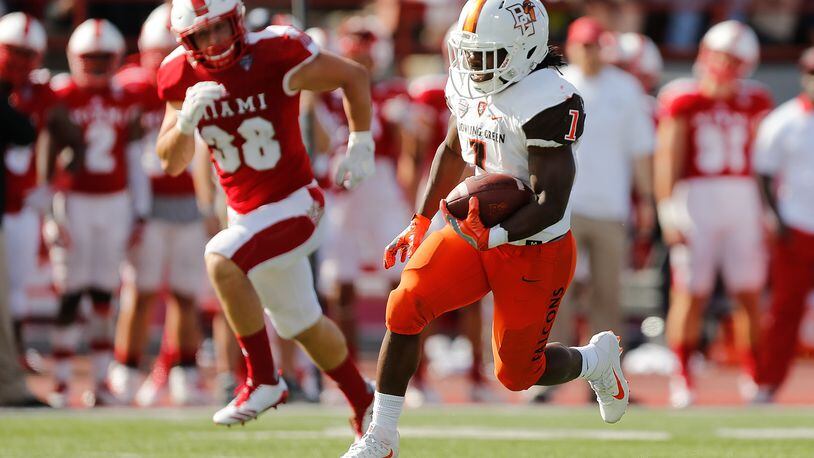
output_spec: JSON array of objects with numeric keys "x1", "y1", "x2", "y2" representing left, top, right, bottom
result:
[
  {"x1": 656, "y1": 21, "x2": 773, "y2": 408},
  {"x1": 0, "y1": 13, "x2": 55, "y2": 373},
  {"x1": 46, "y1": 19, "x2": 146, "y2": 408},
  {"x1": 108, "y1": 3, "x2": 209, "y2": 406},
  {"x1": 156, "y1": 0, "x2": 375, "y2": 435},
  {"x1": 317, "y1": 16, "x2": 411, "y2": 359}
]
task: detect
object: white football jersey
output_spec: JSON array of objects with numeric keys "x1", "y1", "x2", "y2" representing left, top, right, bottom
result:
[{"x1": 445, "y1": 67, "x2": 585, "y2": 245}]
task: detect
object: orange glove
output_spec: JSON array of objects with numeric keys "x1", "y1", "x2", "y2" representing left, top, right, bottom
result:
[
  {"x1": 440, "y1": 197, "x2": 492, "y2": 251},
  {"x1": 383, "y1": 214, "x2": 431, "y2": 269}
]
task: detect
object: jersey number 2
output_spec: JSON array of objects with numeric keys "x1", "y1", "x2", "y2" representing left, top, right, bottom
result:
[{"x1": 200, "y1": 117, "x2": 281, "y2": 174}]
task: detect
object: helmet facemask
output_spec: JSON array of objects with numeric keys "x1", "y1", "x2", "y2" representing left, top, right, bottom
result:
[
  {"x1": 448, "y1": 30, "x2": 545, "y2": 99},
  {"x1": 177, "y1": 6, "x2": 246, "y2": 71},
  {"x1": 70, "y1": 52, "x2": 121, "y2": 88}
]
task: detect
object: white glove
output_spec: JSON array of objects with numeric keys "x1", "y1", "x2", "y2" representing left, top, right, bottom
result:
[
  {"x1": 176, "y1": 82, "x2": 227, "y2": 135},
  {"x1": 334, "y1": 131, "x2": 375, "y2": 190}
]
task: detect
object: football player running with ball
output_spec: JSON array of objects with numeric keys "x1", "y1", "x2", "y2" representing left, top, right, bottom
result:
[
  {"x1": 346, "y1": 1, "x2": 629, "y2": 456},
  {"x1": 157, "y1": 0, "x2": 376, "y2": 437}
]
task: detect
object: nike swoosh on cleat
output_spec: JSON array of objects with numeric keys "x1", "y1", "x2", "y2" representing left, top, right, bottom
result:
[{"x1": 612, "y1": 368, "x2": 626, "y2": 400}]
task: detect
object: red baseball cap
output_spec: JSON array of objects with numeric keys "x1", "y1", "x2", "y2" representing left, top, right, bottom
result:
[
  {"x1": 800, "y1": 47, "x2": 814, "y2": 74},
  {"x1": 567, "y1": 17, "x2": 605, "y2": 45}
]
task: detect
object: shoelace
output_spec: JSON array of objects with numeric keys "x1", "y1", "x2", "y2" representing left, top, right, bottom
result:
[{"x1": 346, "y1": 434, "x2": 392, "y2": 457}]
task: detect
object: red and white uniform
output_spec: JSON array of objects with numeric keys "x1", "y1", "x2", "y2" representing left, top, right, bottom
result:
[
  {"x1": 658, "y1": 79, "x2": 773, "y2": 294},
  {"x1": 116, "y1": 64, "x2": 207, "y2": 297},
  {"x1": 3, "y1": 71, "x2": 55, "y2": 318},
  {"x1": 753, "y1": 95, "x2": 814, "y2": 389},
  {"x1": 157, "y1": 26, "x2": 325, "y2": 339},
  {"x1": 49, "y1": 78, "x2": 141, "y2": 293},
  {"x1": 316, "y1": 79, "x2": 411, "y2": 288}
]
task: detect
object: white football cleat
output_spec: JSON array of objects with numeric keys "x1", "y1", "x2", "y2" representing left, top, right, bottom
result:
[
  {"x1": 82, "y1": 384, "x2": 121, "y2": 407},
  {"x1": 586, "y1": 331, "x2": 629, "y2": 423},
  {"x1": 669, "y1": 375, "x2": 694, "y2": 409},
  {"x1": 169, "y1": 366, "x2": 209, "y2": 406},
  {"x1": 135, "y1": 365, "x2": 169, "y2": 407},
  {"x1": 48, "y1": 383, "x2": 69, "y2": 408},
  {"x1": 212, "y1": 378, "x2": 288, "y2": 426},
  {"x1": 343, "y1": 428, "x2": 400, "y2": 458},
  {"x1": 107, "y1": 362, "x2": 141, "y2": 405}
]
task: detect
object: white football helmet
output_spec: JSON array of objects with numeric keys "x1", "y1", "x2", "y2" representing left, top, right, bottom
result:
[
  {"x1": 696, "y1": 20, "x2": 759, "y2": 82},
  {"x1": 448, "y1": 0, "x2": 549, "y2": 98},
  {"x1": 139, "y1": 4, "x2": 176, "y2": 72},
  {"x1": 0, "y1": 12, "x2": 46, "y2": 86},
  {"x1": 170, "y1": 0, "x2": 247, "y2": 70},
  {"x1": 337, "y1": 16, "x2": 392, "y2": 78},
  {"x1": 67, "y1": 19, "x2": 125, "y2": 88},
  {"x1": 605, "y1": 32, "x2": 663, "y2": 91}
]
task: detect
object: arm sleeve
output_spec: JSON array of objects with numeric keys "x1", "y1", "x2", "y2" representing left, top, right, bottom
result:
[
  {"x1": 0, "y1": 92, "x2": 36, "y2": 146},
  {"x1": 752, "y1": 110, "x2": 785, "y2": 175},
  {"x1": 522, "y1": 94, "x2": 586, "y2": 148}
]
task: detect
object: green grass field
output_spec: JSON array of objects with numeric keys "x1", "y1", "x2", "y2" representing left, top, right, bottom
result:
[{"x1": 2, "y1": 405, "x2": 814, "y2": 457}]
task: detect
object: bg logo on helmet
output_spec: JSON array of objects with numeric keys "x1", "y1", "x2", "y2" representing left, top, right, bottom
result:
[{"x1": 507, "y1": 1, "x2": 537, "y2": 36}]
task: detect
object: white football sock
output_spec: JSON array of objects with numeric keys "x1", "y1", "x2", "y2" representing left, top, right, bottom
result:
[
  {"x1": 370, "y1": 391, "x2": 404, "y2": 436},
  {"x1": 575, "y1": 344, "x2": 599, "y2": 379}
]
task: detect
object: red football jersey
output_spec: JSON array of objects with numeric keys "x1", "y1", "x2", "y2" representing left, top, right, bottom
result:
[
  {"x1": 319, "y1": 78, "x2": 411, "y2": 164},
  {"x1": 658, "y1": 79, "x2": 773, "y2": 180},
  {"x1": 55, "y1": 79, "x2": 141, "y2": 194},
  {"x1": 115, "y1": 64, "x2": 195, "y2": 197},
  {"x1": 408, "y1": 73, "x2": 449, "y2": 175},
  {"x1": 4, "y1": 71, "x2": 57, "y2": 213},
  {"x1": 157, "y1": 26, "x2": 317, "y2": 214}
]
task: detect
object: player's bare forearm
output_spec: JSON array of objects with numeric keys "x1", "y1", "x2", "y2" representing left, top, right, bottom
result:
[
  {"x1": 417, "y1": 116, "x2": 465, "y2": 218},
  {"x1": 654, "y1": 117, "x2": 686, "y2": 203},
  {"x1": 288, "y1": 52, "x2": 372, "y2": 132},
  {"x1": 501, "y1": 145, "x2": 575, "y2": 241},
  {"x1": 634, "y1": 155, "x2": 654, "y2": 204},
  {"x1": 156, "y1": 102, "x2": 196, "y2": 176}
]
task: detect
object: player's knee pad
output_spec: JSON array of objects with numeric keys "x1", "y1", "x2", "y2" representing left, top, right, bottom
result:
[
  {"x1": 55, "y1": 292, "x2": 83, "y2": 325},
  {"x1": 385, "y1": 286, "x2": 429, "y2": 336}
]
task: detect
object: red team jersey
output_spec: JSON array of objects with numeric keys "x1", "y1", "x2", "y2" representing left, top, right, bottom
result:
[
  {"x1": 157, "y1": 26, "x2": 317, "y2": 214},
  {"x1": 319, "y1": 78, "x2": 410, "y2": 164},
  {"x1": 116, "y1": 64, "x2": 195, "y2": 196},
  {"x1": 408, "y1": 73, "x2": 449, "y2": 175},
  {"x1": 55, "y1": 79, "x2": 141, "y2": 194},
  {"x1": 4, "y1": 71, "x2": 56, "y2": 213},
  {"x1": 658, "y1": 79, "x2": 773, "y2": 180}
]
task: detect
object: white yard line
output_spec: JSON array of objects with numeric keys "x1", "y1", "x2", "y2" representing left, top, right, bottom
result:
[
  {"x1": 717, "y1": 428, "x2": 814, "y2": 440},
  {"x1": 181, "y1": 426, "x2": 670, "y2": 442}
]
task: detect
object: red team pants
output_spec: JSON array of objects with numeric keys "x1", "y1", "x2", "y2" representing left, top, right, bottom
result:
[
  {"x1": 757, "y1": 227, "x2": 814, "y2": 388},
  {"x1": 386, "y1": 225, "x2": 576, "y2": 392}
]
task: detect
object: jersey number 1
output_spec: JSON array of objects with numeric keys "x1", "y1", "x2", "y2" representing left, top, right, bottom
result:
[{"x1": 564, "y1": 110, "x2": 580, "y2": 142}]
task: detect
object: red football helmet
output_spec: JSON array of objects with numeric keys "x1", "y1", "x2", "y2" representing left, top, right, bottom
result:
[
  {"x1": 67, "y1": 19, "x2": 125, "y2": 88},
  {"x1": 0, "y1": 13, "x2": 46, "y2": 87},
  {"x1": 696, "y1": 20, "x2": 759, "y2": 84},
  {"x1": 170, "y1": 0, "x2": 247, "y2": 71}
]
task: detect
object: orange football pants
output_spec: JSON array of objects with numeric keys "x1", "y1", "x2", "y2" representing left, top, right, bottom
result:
[{"x1": 386, "y1": 225, "x2": 576, "y2": 392}]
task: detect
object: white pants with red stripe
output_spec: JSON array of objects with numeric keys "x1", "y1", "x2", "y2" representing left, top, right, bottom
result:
[
  {"x1": 205, "y1": 184, "x2": 325, "y2": 339},
  {"x1": 669, "y1": 178, "x2": 766, "y2": 295},
  {"x1": 50, "y1": 191, "x2": 132, "y2": 293},
  {"x1": 3, "y1": 207, "x2": 40, "y2": 318}
]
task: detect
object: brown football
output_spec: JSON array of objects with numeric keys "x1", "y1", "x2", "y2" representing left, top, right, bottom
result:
[{"x1": 445, "y1": 173, "x2": 534, "y2": 228}]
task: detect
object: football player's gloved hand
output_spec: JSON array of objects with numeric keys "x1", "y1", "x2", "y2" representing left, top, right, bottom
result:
[
  {"x1": 441, "y1": 197, "x2": 508, "y2": 251},
  {"x1": 334, "y1": 131, "x2": 375, "y2": 190},
  {"x1": 42, "y1": 218, "x2": 71, "y2": 249},
  {"x1": 176, "y1": 82, "x2": 227, "y2": 135},
  {"x1": 383, "y1": 214, "x2": 431, "y2": 269}
]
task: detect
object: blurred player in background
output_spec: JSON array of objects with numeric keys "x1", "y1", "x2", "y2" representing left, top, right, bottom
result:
[
  {"x1": 0, "y1": 13, "x2": 53, "y2": 372},
  {"x1": 752, "y1": 47, "x2": 814, "y2": 403},
  {"x1": 348, "y1": 1, "x2": 629, "y2": 455},
  {"x1": 656, "y1": 21, "x2": 773, "y2": 408},
  {"x1": 156, "y1": 0, "x2": 375, "y2": 436},
  {"x1": 108, "y1": 3, "x2": 208, "y2": 407},
  {"x1": 45, "y1": 18, "x2": 146, "y2": 408},
  {"x1": 316, "y1": 15, "x2": 411, "y2": 359}
]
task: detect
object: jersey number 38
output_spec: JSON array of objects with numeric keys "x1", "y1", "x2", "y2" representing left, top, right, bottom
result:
[{"x1": 200, "y1": 116, "x2": 281, "y2": 173}]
